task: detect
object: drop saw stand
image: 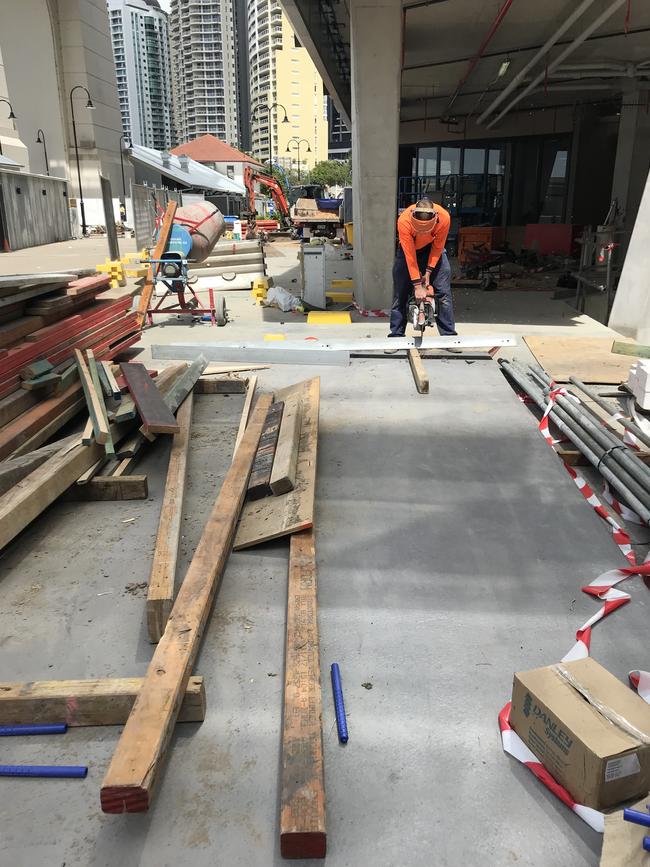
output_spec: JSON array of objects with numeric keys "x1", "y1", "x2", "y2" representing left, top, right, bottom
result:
[{"x1": 144, "y1": 251, "x2": 226, "y2": 327}]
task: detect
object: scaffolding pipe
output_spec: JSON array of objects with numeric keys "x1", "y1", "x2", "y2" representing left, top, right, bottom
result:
[
  {"x1": 528, "y1": 362, "x2": 650, "y2": 494},
  {"x1": 486, "y1": 0, "x2": 628, "y2": 129},
  {"x1": 500, "y1": 360, "x2": 650, "y2": 523},
  {"x1": 569, "y1": 377, "x2": 650, "y2": 451}
]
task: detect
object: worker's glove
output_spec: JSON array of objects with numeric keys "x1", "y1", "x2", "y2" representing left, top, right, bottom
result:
[{"x1": 413, "y1": 279, "x2": 427, "y2": 301}]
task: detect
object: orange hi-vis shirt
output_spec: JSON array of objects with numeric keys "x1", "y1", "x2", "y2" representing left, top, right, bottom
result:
[{"x1": 397, "y1": 203, "x2": 451, "y2": 283}]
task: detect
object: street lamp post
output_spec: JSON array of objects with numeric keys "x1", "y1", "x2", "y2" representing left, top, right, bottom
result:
[
  {"x1": 286, "y1": 138, "x2": 311, "y2": 183},
  {"x1": 119, "y1": 133, "x2": 131, "y2": 222},
  {"x1": 253, "y1": 102, "x2": 289, "y2": 175},
  {"x1": 35, "y1": 129, "x2": 49, "y2": 175},
  {"x1": 69, "y1": 85, "x2": 95, "y2": 236},
  {"x1": 0, "y1": 98, "x2": 17, "y2": 157}
]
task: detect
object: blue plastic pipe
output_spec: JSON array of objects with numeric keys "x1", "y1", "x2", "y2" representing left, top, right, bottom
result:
[
  {"x1": 623, "y1": 808, "x2": 650, "y2": 828},
  {"x1": 0, "y1": 765, "x2": 87, "y2": 779},
  {"x1": 0, "y1": 723, "x2": 67, "y2": 737},
  {"x1": 644, "y1": 837, "x2": 650, "y2": 853},
  {"x1": 330, "y1": 663, "x2": 348, "y2": 744}
]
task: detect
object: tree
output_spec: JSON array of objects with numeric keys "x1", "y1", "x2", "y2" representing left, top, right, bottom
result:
[{"x1": 308, "y1": 159, "x2": 352, "y2": 190}]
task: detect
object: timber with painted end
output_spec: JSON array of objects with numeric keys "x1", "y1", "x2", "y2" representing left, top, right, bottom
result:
[
  {"x1": 139, "y1": 356, "x2": 207, "y2": 442},
  {"x1": 100, "y1": 395, "x2": 272, "y2": 813},
  {"x1": 0, "y1": 382, "x2": 83, "y2": 460},
  {"x1": 121, "y1": 362, "x2": 180, "y2": 436},
  {"x1": 235, "y1": 378, "x2": 319, "y2": 550},
  {"x1": 280, "y1": 530, "x2": 326, "y2": 859},
  {"x1": 408, "y1": 348, "x2": 429, "y2": 394},
  {"x1": 75, "y1": 350, "x2": 110, "y2": 445},
  {"x1": 0, "y1": 676, "x2": 206, "y2": 726},
  {"x1": 270, "y1": 394, "x2": 301, "y2": 495},
  {"x1": 147, "y1": 393, "x2": 193, "y2": 643},
  {"x1": 247, "y1": 400, "x2": 284, "y2": 500},
  {"x1": 612, "y1": 340, "x2": 650, "y2": 359}
]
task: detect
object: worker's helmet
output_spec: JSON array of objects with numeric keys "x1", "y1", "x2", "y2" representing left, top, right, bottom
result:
[{"x1": 411, "y1": 198, "x2": 438, "y2": 234}]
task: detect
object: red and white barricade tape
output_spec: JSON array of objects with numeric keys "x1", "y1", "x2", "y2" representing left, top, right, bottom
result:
[
  {"x1": 499, "y1": 411, "x2": 650, "y2": 832},
  {"x1": 630, "y1": 670, "x2": 650, "y2": 702},
  {"x1": 601, "y1": 480, "x2": 645, "y2": 526}
]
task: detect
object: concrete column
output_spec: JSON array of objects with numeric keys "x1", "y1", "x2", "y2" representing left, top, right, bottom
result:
[
  {"x1": 349, "y1": 0, "x2": 401, "y2": 311},
  {"x1": 609, "y1": 88, "x2": 650, "y2": 241},
  {"x1": 607, "y1": 88, "x2": 650, "y2": 338}
]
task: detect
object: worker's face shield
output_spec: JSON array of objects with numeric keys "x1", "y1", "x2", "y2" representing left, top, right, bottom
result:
[{"x1": 411, "y1": 208, "x2": 438, "y2": 235}]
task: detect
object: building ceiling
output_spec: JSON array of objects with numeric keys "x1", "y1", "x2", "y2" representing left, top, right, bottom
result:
[{"x1": 280, "y1": 0, "x2": 650, "y2": 131}]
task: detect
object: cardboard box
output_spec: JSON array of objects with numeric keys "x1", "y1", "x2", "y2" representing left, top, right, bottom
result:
[{"x1": 510, "y1": 658, "x2": 650, "y2": 809}]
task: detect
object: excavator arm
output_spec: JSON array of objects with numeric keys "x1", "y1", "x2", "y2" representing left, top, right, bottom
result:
[{"x1": 243, "y1": 165, "x2": 291, "y2": 227}]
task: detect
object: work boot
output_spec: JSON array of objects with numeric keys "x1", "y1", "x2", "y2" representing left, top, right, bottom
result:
[{"x1": 385, "y1": 334, "x2": 403, "y2": 354}]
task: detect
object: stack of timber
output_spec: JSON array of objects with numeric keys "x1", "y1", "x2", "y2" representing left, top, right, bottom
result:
[{"x1": 0, "y1": 270, "x2": 141, "y2": 460}]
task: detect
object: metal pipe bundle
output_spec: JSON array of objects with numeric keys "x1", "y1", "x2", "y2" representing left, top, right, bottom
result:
[{"x1": 499, "y1": 359, "x2": 650, "y2": 524}]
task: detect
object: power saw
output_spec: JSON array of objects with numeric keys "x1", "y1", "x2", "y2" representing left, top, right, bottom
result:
[{"x1": 408, "y1": 292, "x2": 436, "y2": 336}]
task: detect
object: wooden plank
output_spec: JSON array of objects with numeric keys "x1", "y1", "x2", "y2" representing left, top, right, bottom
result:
[
  {"x1": 235, "y1": 378, "x2": 319, "y2": 550},
  {"x1": 121, "y1": 362, "x2": 180, "y2": 436},
  {"x1": 247, "y1": 400, "x2": 284, "y2": 501},
  {"x1": 0, "y1": 382, "x2": 84, "y2": 460},
  {"x1": 407, "y1": 348, "x2": 429, "y2": 394},
  {"x1": 9, "y1": 397, "x2": 85, "y2": 458},
  {"x1": 136, "y1": 201, "x2": 177, "y2": 328},
  {"x1": 112, "y1": 367, "x2": 190, "y2": 475},
  {"x1": 0, "y1": 282, "x2": 70, "y2": 308},
  {"x1": 203, "y1": 364, "x2": 269, "y2": 375},
  {"x1": 113, "y1": 365, "x2": 183, "y2": 423},
  {"x1": 101, "y1": 361, "x2": 122, "y2": 400},
  {"x1": 20, "y1": 359, "x2": 53, "y2": 381},
  {"x1": 0, "y1": 676, "x2": 206, "y2": 726},
  {"x1": 0, "y1": 273, "x2": 78, "y2": 293},
  {"x1": 0, "y1": 316, "x2": 44, "y2": 349},
  {"x1": 280, "y1": 530, "x2": 326, "y2": 859},
  {"x1": 88, "y1": 349, "x2": 114, "y2": 455},
  {"x1": 523, "y1": 336, "x2": 637, "y2": 384},
  {"x1": 20, "y1": 372, "x2": 61, "y2": 392},
  {"x1": 147, "y1": 393, "x2": 194, "y2": 644},
  {"x1": 0, "y1": 435, "x2": 78, "y2": 496},
  {"x1": 76, "y1": 456, "x2": 108, "y2": 484},
  {"x1": 75, "y1": 350, "x2": 110, "y2": 444},
  {"x1": 233, "y1": 375, "x2": 257, "y2": 457},
  {"x1": 270, "y1": 395, "x2": 301, "y2": 496},
  {"x1": 81, "y1": 415, "x2": 94, "y2": 445},
  {"x1": 66, "y1": 274, "x2": 111, "y2": 297},
  {"x1": 100, "y1": 395, "x2": 272, "y2": 813},
  {"x1": 612, "y1": 340, "x2": 650, "y2": 359},
  {"x1": 139, "y1": 356, "x2": 207, "y2": 442},
  {"x1": 194, "y1": 376, "x2": 248, "y2": 394},
  {"x1": 63, "y1": 475, "x2": 148, "y2": 501},
  {"x1": 0, "y1": 389, "x2": 39, "y2": 427}
]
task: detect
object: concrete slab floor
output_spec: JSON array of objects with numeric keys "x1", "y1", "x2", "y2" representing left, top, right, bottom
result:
[
  {"x1": 0, "y1": 236, "x2": 138, "y2": 275},
  {"x1": 0, "y1": 355, "x2": 645, "y2": 867}
]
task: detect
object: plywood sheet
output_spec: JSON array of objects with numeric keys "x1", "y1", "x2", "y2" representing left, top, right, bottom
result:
[{"x1": 524, "y1": 335, "x2": 637, "y2": 384}]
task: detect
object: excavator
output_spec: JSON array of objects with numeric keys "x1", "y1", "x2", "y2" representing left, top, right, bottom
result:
[
  {"x1": 243, "y1": 165, "x2": 343, "y2": 240},
  {"x1": 243, "y1": 165, "x2": 291, "y2": 238}
]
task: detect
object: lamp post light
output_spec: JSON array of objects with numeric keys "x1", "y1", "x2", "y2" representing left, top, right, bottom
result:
[
  {"x1": 119, "y1": 133, "x2": 131, "y2": 222},
  {"x1": 69, "y1": 85, "x2": 95, "y2": 236},
  {"x1": 285, "y1": 138, "x2": 311, "y2": 183},
  {"x1": 35, "y1": 129, "x2": 49, "y2": 175},
  {"x1": 253, "y1": 101, "x2": 289, "y2": 175},
  {"x1": 0, "y1": 98, "x2": 17, "y2": 157}
]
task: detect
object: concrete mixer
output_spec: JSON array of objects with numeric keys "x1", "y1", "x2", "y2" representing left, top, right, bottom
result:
[{"x1": 145, "y1": 202, "x2": 228, "y2": 326}]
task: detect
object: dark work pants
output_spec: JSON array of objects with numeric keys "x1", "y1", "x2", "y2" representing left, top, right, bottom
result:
[{"x1": 389, "y1": 246, "x2": 456, "y2": 336}]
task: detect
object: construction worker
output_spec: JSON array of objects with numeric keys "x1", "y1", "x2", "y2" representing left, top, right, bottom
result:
[{"x1": 388, "y1": 198, "x2": 457, "y2": 339}]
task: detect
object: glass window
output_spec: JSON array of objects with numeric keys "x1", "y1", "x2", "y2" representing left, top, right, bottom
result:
[
  {"x1": 417, "y1": 146, "x2": 437, "y2": 179},
  {"x1": 488, "y1": 148, "x2": 505, "y2": 175},
  {"x1": 440, "y1": 147, "x2": 460, "y2": 176},
  {"x1": 463, "y1": 148, "x2": 485, "y2": 175}
]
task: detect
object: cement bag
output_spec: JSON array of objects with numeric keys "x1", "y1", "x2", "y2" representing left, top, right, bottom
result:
[{"x1": 264, "y1": 286, "x2": 304, "y2": 313}]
